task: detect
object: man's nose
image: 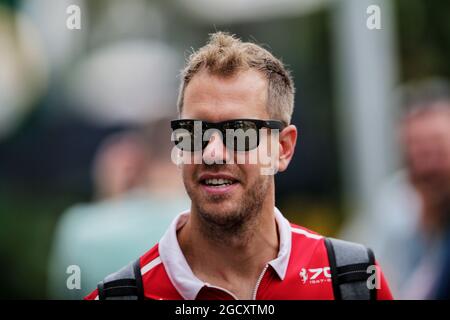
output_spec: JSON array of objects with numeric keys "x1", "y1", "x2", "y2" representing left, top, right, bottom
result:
[{"x1": 202, "y1": 131, "x2": 229, "y2": 164}]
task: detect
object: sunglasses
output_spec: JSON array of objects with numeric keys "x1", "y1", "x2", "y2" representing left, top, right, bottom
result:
[{"x1": 171, "y1": 119, "x2": 286, "y2": 152}]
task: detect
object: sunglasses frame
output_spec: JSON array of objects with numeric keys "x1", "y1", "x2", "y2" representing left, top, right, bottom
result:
[{"x1": 171, "y1": 118, "x2": 286, "y2": 152}]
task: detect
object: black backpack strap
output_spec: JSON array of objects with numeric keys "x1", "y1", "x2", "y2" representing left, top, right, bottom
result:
[
  {"x1": 97, "y1": 258, "x2": 144, "y2": 300},
  {"x1": 325, "y1": 237, "x2": 377, "y2": 300}
]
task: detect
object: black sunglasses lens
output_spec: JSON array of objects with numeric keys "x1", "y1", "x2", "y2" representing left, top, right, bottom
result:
[
  {"x1": 172, "y1": 121, "x2": 203, "y2": 151},
  {"x1": 223, "y1": 120, "x2": 259, "y2": 151}
]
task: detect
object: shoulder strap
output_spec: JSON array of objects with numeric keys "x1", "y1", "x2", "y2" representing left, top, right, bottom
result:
[
  {"x1": 97, "y1": 258, "x2": 144, "y2": 300},
  {"x1": 324, "y1": 237, "x2": 376, "y2": 300}
]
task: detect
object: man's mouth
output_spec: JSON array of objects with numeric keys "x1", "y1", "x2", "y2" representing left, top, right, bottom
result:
[
  {"x1": 198, "y1": 174, "x2": 240, "y2": 194},
  {"x1": 201, "y1": 178, "x2": 236, "y2": 187}
]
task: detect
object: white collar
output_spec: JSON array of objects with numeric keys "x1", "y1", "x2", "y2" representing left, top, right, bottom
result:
[{"x1": 158, "y1": 207, "x2": 292, "y2": 300}]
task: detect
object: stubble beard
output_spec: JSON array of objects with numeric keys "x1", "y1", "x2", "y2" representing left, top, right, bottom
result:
[{"x1": 185, "y1": 173, "x2": 271, "y2": 247}]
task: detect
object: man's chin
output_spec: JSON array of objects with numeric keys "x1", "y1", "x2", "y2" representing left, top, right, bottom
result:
[
  {"x1": 198, "y1": 200, "x2": 236, "y2": 215},
  {"x1": 195, "y1": 201, "x2": 243, "y2": 224}
]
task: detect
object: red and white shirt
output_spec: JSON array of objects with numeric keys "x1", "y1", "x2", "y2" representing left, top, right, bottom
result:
[{"x1": 85, "y1": 207, "x2": 393, "y2": 300}]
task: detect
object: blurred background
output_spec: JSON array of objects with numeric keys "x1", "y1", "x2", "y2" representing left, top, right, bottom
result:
[{"x1": 1, "y1": 0, "x2": 450, "y2": 299}]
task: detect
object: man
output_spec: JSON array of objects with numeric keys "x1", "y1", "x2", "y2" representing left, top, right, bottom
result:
[
  {"x1": 85, "y1": 32, "x2": 393, "y2": 300},
  {"x1": 50, "y1": 120, "x2": 188, "y2": 299},
  {"x1": 401, "y1": 90, "x2": 450, "y2": 299},
  {"x1": 348, "y1": 79, "x2": 450, "y2": 299}
]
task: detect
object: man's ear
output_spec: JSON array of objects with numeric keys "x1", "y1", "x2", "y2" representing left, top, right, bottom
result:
[{"x1": 278, "y1": 125, "x2": 297, "y2": 173}]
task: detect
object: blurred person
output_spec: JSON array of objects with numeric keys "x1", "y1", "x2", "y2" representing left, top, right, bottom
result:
[
  {"x1": 85, "y1": 32, "x2": 392, "y2": 300},
  {"x1": 91, "y1": 132, "x2": 150, "y2": 200},
  {"x1": 400, "y1": 80, "x2": 450, "y2": 299},
  {"x1": 47, "y1": 119, "x2": 188, "y2": 299},
  {"x1": 343, "y1": 78, "x2": 450, "y2": 299}
]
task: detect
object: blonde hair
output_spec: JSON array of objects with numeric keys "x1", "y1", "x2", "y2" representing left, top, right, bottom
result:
[{"x1": 177, "y1": 32, "x2": 295, "y2": 125}]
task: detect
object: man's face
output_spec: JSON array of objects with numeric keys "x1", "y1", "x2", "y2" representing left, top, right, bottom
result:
[
  {"x1": 402, "y1": 108, "x2": 450, "y2": 192},
  {"x1": 180, "y1": 69, "x2": 274, "y2": 229}
]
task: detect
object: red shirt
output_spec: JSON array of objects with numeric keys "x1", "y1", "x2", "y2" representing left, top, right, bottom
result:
[{"x1": 85, "y1": 208, "x2": 393, "y2": 300}]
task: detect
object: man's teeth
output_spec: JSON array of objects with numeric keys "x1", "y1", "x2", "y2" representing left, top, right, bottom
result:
[{"x1": 204, "y1": 178, "x2": 234, "y2": 186}]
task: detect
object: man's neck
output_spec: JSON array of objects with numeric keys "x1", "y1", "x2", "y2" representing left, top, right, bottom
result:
[{"x1": 177, "y1": 203, "x2": 279, "y2": 299}]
